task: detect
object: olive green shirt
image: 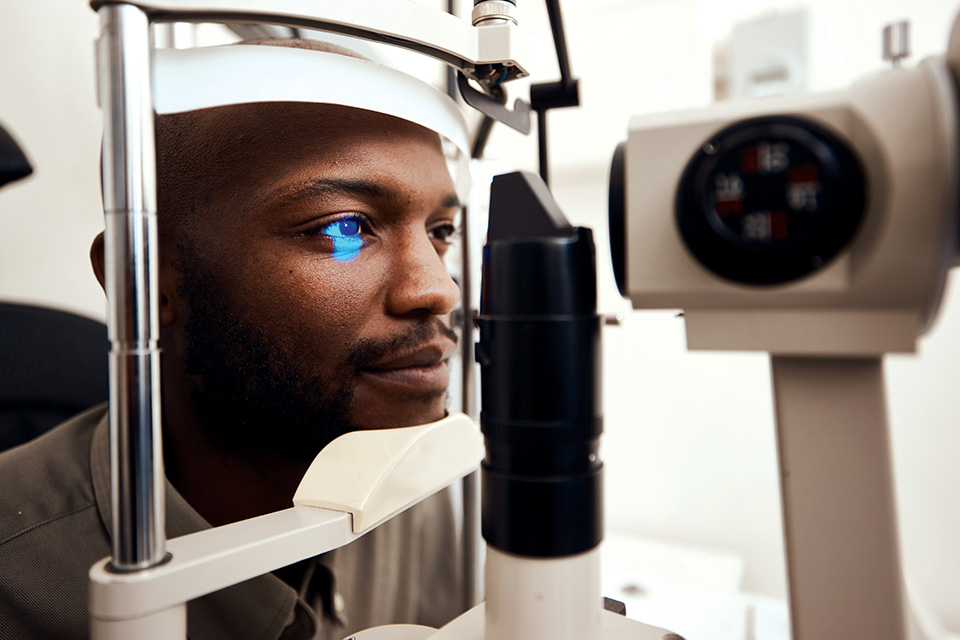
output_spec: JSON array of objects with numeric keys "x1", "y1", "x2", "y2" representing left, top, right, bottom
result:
[{"x1": 0, "y1": 404, "x2": 462, "y2": 640}]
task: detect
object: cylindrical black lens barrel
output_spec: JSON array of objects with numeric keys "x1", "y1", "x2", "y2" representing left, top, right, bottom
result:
[{"x1": 478, "y1": 222, "x2": 603, "y2": 558}]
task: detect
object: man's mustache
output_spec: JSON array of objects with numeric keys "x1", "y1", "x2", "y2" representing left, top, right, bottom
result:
[{"x1": 348, "y1": 318, "x2": 458, "y2": 371}]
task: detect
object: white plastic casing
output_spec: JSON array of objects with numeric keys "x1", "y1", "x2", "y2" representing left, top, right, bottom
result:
[
  {"x1": 293, "y1": 413, "x2": 484, "y2": 533},
  {"x1": 154, "y1": 45, "x2": 470, "y2": 157},
  {"x1": 621, "y1": 57, "x2": 959, "y2": 356}
]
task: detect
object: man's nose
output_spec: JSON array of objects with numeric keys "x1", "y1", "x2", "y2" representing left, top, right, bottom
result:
[{"x1": 385, "y1": 233, "x2": 460, "y2": 317}]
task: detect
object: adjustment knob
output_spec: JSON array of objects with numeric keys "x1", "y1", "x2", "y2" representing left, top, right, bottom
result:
[{"x1": 676, "y1": 116, "x2": 867, "y2": 286}]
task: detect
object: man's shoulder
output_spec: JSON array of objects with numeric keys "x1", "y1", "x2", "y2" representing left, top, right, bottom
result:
[
  {"x1": 0, "y1": 404, "x2": 113, "y2": 639},
  {"x1": 0, "y1": 403, "x2": 107, "y2": 545}
]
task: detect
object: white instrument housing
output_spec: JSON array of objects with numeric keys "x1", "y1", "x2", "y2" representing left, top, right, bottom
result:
[{"x1": 620, "y1": 51, "x2": 960, "y2": 356}]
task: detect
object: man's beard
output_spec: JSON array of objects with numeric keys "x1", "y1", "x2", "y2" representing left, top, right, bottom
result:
[{"x1": 174, "y1": 247, "x2": 458, "y2": 464}]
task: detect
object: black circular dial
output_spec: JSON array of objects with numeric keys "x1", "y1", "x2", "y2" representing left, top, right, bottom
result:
[{"x1": 676, "y1": 116, "x2": 866, "y2": 285}]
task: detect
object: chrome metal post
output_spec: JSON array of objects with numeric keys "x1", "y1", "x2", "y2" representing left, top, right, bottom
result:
[
  {"x1": 97, "y1": 3, "x2": 166, "y2": 571},
  {"x1": 157, "y1": 21, "x2": 197, "y2": 49},
  {"x1": 459, "y1": 202, "x2": 482, "y2": 609}
]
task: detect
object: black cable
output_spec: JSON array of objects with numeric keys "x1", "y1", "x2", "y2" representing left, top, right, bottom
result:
[
  {"x1": 537, "y1": 109, "x2": 549, "y2": 186},
  {"x1": 472, "y1": 115, "x2": 496, "y2": 160},
  {"x1": 447, "y1": 0, "x2": 459, "y2": 101},
  {"x1": 544, "y1": 0, "x2": 574, "y2": 89}
]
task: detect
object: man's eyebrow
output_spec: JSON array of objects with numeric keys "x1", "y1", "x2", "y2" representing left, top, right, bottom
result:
[
  {"x1": 268, "y1": 178, "x2": 396, "y2": 206},
  {"x1": 268, "y1": 178, "x2": 461, "y2": 211}
]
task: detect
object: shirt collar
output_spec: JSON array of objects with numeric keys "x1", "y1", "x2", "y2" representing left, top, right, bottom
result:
[{"x1": 89, "y1": 409, "x2": 303, "y2": 640}]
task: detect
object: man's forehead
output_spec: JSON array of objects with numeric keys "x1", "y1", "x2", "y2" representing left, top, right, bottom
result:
[
  {"x1": 195, "y1": 102, "x2": 441, "y2": 145},
  {"x1": 158, "y1": 101, "x2": 457, "y2": 226},
  {"x1": 158, "y1": 101, "x2": 446, "y2": 192}
]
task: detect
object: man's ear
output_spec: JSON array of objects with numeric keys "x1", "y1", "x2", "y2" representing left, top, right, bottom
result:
[
  {"x1": 89, "y1": 231, "x2": 178, "y2": 327},
  {"x1": 89, "y1": 232, "x2": 106, "y2": 291}
]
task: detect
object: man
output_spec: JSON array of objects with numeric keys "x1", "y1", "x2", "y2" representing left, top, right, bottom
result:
[{"x1": 0, "y1": 39, "x2": 465, "y2": 639}]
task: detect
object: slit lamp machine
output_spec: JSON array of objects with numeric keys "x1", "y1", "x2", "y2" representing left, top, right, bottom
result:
[{"x1": 87, "y1": 1, "x2": 960, "y2": 639}]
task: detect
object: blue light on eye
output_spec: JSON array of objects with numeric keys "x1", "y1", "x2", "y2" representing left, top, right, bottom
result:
[
  {"x1": 337, "y1": 219, "x2": 359, "y2": 236},
  {"x1": 322, "y1": 218, "x2": 365, "y2": 262}
]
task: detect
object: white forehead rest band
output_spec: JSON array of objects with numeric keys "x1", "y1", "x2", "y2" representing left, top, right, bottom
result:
[{"x1": 153, "y1": 44, "x2": 470, "y2": 158}]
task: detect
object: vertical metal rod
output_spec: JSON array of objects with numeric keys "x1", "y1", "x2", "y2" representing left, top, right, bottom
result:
[
  {"x1": 159, "y1": 22, "x2": 198, "y2": 50},
  {"x1": 98, "y1": 3, "x2": 166, "y2": 571},
  {"x1": 771, "y1": 356, "x2": 906, "y2": 640},
  {"x1": 460, "y1": 199, "x2": 482, "y2": 609},
  {"x1": 537, "y1": 109, "x2": 549, "y2": 186},
  {"x1": 461, "y1": 471, "x2": 481, "y2": 608},
  {"x1": 452, "y1": 0, "x2": 483, "y2": 610}
]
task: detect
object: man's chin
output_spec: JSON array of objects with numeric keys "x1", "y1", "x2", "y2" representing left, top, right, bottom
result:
[{"x1": 348, "y1": 387, "x2": 449, "y2": 431}]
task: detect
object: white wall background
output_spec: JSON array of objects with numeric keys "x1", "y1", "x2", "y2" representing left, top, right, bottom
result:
[{"x1": 1, "y1": 0, "x2": 957, "y2": 633}]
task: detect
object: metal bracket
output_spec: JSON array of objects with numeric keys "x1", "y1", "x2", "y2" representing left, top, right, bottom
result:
[
  {"x1": 457, "y1": 72, "x2": 531, "y2": 134},
  {"x1": 89, "y1": 0, "x2": 529, "y2": 83}
]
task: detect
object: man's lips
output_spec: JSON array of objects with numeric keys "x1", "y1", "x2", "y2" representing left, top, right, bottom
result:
[
  {"x1": 360, "y1": 361, "x2": 450, "y2": 391},
  {"x1": 366, "y1": 344, "x2": 449, "y2": 370},
  {"x1": 360, "y1": 343, "x2": 454, "y2": 391}
]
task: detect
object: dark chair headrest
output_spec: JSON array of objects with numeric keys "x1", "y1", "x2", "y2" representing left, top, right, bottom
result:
[
  {"x1": 0, "y1": 122, "x2": 33, "y2": 189},
  {"x1": 0, "y1": 302, "x2": 108, "y2": 451}
]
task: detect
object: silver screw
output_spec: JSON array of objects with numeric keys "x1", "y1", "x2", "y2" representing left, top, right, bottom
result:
[{"x1": 472, "y1": 1, "x2": 519, "y2": 27}]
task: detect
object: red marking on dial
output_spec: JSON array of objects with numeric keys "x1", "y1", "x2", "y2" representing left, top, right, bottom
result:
[
  {"x1": 788, "y1": 164, "x2": 818, "y2": 184},
  {"x1": 771, "y1": 211, "x2": 789, "y2": 240},
  {"x1": 741, "y1": 147, "x2": 759, "y2": 175},
  {"x1": 714, "y1": 199, "x2": 743, "y2": 217}
]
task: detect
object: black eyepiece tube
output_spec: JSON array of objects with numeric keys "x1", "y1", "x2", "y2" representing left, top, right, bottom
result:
[{"x1": 477, "y1": 171, "x2": 603, "y2": 558}]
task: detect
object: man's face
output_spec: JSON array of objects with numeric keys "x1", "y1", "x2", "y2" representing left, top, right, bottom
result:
[{"x1": 163, "y1": 103, "x2": 461, "y2": 460}]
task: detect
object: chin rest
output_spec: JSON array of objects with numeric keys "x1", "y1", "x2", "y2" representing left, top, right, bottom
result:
[{"x1": 293, "y1": 413, "x2": 483, "y2": 534}]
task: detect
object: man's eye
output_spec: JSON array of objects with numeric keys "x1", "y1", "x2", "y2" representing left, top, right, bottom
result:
[
  {"x1": 306, "y1": 215, "x2": 367, "y2": 263},
  {"x1": 323, "y1": 218, "x2": 361, "y2": 238},
  {"x1": 430, "y1": 224, "x2": 458, "y2": 245}
]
